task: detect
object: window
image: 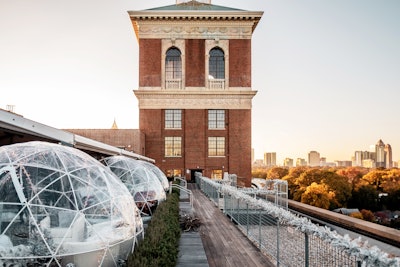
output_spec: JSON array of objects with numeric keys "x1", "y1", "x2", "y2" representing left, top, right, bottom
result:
[
  {"x1": 211, "y1": 170, "x2": 223, "y2": 179},
  {"x1": 165, "y1": 109, "x2": 182, "y2": 129},
  {"x1": 208, "y1": 137, "x2": 225, "y2": 157},
  {"x1": 209, "y1": 48, "x2": 225, "y2": 79},
  {"x1": 165, "y1": 47, "x2": 182, "y2": 89},
  {"x1": 166, "y1": 169, "x2": 182, "y2": 178},
  {"x1": 208, "y1": 110, "x2": 225, "y2": 129},
  {"x1": 165, "y1": 137, "x2": 182, "y2": 157}
]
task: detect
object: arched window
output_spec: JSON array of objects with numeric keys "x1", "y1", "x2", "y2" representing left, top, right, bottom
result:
[
  {"x1": 209, "y1": 48, "x2": 225, "y2": 79},
  {"x1": 165, "y1": 47, "x2": 182, "y2": 80}
]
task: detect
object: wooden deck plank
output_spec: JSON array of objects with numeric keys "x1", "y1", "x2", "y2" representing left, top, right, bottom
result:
[{"x1": 189, "y1": 184, "x2": 275, "y2": 267}]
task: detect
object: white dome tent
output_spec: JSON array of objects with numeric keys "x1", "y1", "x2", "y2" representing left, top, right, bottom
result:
[
  {"x1": 137, "y1": 161, "x2": 170, "y2": 192},
  {"x1": 0, "y1": 141, "x2": 143, "y2": 267},
  {"x1": 103, "y1": 156, "x2": 166, "y2": 219}
]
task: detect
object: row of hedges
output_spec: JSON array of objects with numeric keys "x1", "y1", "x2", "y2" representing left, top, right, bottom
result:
[{"x1": 126, "y1": 192, "x2": 181, "y2": 267}]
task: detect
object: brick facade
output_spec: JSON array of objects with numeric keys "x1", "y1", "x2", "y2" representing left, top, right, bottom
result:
[
  {"x1": 65, "y1": 129, "x2": 145, "y2": 155},
  {"x1": 229, "y1": 39, "x2": 252, "y2": 87},
  {"x1": 185, "y1": 39, "x2": 205, "y2": 87},
  {"x1": 130, "y1": 5, "x2": 262, "y2": 187},
  {"x1": 139, "y1": 39, "x2": 161, "y2": 87}
]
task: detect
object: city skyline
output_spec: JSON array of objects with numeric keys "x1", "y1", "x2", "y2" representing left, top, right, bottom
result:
[
  {"x1": 1, "y1": 1, "x2": 399, "y2": 164},
  {"x1": 255, "y1": 138, "x2": 396, "y2": 167}
]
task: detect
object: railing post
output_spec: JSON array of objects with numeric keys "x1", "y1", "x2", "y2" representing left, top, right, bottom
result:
[
  {"x1": 305, "y1": 232, "x2": 309, "y2": 267},
  {"x1": 259, "y1": 209, "x2": 262, "y2": 250},
  {"x1": 246, "y1": 203, "x2": 249, "y2": 236},
  {"x1": 277, "y1": 220, "x2": 280, "y2": 267}
]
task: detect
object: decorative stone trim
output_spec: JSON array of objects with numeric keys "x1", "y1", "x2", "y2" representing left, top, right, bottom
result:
[{"x1": 134, "y1": 90, "x2": 256, "y2": 109}]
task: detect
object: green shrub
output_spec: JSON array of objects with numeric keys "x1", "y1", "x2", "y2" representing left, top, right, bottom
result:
[{"x1": 127, "y1": 192, "x2": 181, "y2": 267}]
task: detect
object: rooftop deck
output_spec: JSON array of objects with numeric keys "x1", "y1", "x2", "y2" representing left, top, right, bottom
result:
[{"x1": 177, "y1": 183, "x2": 274, "y2": 267}]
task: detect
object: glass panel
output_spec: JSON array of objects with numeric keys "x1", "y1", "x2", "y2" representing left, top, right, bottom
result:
[
  {"x1": 166, "y1": 48, "x2": 182, "y2": 79},
  {"x1": 208, "y1": 137, "x2": 225, "y2": 156},
  {"x1": 209, "y1": 48, "x2": 225, "y2": 79},
  {"x1": 208, "y1": 110, "x2": 225, "y2": 129},
  {"x1": 165, "y1": 109, "x2": 182, "y2": 129},
  {"x1": 165, "y1": 137, "x2": 182, "y2": 157}
]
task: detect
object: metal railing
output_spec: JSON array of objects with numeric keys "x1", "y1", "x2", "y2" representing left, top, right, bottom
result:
[
  {"x1": 195, "y1": 174, "x2": 400, "y2": 267},
  {"x1": 170, "y1": 183, "x2": 193, "y2": 209},
  {"x1": 174, "y1": 176, "x2": 187, "y2": 188}
]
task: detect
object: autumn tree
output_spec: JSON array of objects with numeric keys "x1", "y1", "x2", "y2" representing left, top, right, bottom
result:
[
  {"x1": 361, "y1": 170, "x2": 386, "y2": 191},
  {"x1": 380, "y1": 169, "x2": 400, "y2": 193},
  {"x1": 252, "y1": 167, "x2": 267, "y2": 179},
  {"x1": 301, "y1": 182, "x2": 332, "y2": 209},
  {"x1": 336, "y1": 167, "x2": 368, "y2": 187},
  {"x1": 282, "y1": 166, "x2": 309, "y2": 199},
  {"x1": 360, "y1": 209, "x2": 375, "y2": 222},
  {"x1": 293, "y1": 168, "x2": 352, "y2": 209},
  {"x1": 267, "y1": 167, "x2": 288, "y2": 179}
]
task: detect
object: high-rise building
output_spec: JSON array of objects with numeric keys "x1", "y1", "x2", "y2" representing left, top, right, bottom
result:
[
  {"x1": 296, "y1": 158, "x2": 307, "y2": 166},
  {"x1": 385, "y1": 144, "x2": 392, "y2": 168},
  {"x1": 283, "y1": 158, "x2": 293, "y2": 167},
  {"x1": 308, "y1": 151, "x2": 320, "y2": 167},
  {"x1": 375, "y1": 139, "x2": 386, "y2": 168},
  {"x1": 129, "y1": 2, "x2": 263, "y2": 186},
  {"x1": 264, "y1": 152, "x2": 277, "y2": 167}
]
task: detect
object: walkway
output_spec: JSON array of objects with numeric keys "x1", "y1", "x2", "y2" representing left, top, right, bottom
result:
[{"x1": 177, "y1": 183, "x2": 274, "y2": 267}]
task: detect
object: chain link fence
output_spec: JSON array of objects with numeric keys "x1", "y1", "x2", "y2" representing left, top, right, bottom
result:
[{"x1": 195, "y1": 173, "x2": 400, "y2": 267}]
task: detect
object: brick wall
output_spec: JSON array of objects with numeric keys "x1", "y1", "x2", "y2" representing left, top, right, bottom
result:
[
  {"x1": 229, "y1": 39, "x2": 252, "y2": 87},
  {"x1": 139, "y1": 39, "x2": 161, "y2": 87},
  {"x1": 227, "y1": 109, "x2": 252, "y2": 187},
  {"x1": 185, "y1": 39, "x2": 205, "y2": 87},
  {"x1": 64, "y1": 129, "x2": 144, "y2": 155}
]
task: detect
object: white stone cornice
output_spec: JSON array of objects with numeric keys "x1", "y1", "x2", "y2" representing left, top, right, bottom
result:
[
  {"x1": 133, "y1": 89, "x2": 257, "y2": 109},
  {"x1": 134, "y1": 21, "x2": 255, "y2": 39},
  {"x1": 129, "y1": 10, "x2": 263, "y2": 40},
  {"x1": 128, "y1": 10, "x2": 263, "y2": 23}
]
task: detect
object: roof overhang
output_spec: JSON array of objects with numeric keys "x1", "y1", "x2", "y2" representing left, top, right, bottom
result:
[
  {"x1": 0, "y1": 109, "x2": 154, "y2": 163},
  {"x1": 128, "y1": 10, "x2": 263, "y2": 40}
]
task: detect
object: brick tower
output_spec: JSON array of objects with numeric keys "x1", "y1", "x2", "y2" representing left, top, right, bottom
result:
[{"x1": 129, "y1": 1, "x2": 263, "y2": 187}]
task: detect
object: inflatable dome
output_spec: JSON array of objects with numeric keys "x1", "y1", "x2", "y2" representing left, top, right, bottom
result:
[
  {"x1": 103, "y1": 156, "x2": 166, "y2": 218},
  {"x1": 0, "y1": 141, "x2": 143, "y2": 267},
  {"x1": 138, "y1": 161, "x2": 170, "y2": 192}
]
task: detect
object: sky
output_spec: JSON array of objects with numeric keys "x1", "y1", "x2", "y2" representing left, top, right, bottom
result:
[{"x1": 0, "y1": 0, "x2": 399, "y2": 164}]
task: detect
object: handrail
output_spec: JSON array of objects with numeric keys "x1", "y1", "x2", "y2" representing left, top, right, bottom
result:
[
  {"x1": 173, "y1": 176, "x2": 187, "y2": 188},
  {"x1": 170, "y1": 184, "x2": 193, "y2": 209}
]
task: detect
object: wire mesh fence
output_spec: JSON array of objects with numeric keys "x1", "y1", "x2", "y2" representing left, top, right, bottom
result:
[{"x1": 195, "y1": 174, "x2": 400, "y2": 267}]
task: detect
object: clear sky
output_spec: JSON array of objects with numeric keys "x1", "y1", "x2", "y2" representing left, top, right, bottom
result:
[{"x1": 1, "y1": 0, "x2": 399, "y2": 164}]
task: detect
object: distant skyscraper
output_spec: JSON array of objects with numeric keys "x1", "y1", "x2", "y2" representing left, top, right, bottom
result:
[
  {"x1": 308, "y1": 151, "x2": 320, "y2": 167},
  {"x1": 385, "y1": 144, "x2": 392, "y2": 168},
  {"x1": 296, "y1": 158, "x2": 307, "y2": 166},
  {"x1": 375, "y1": 139, "x2": 386, "y2": 168},
  {"x1": 354, "y1": 151, "x2": 373, "y2": 167},
  {"x1": 283, "y1": 158, "x2": 293, "y2": 167},
  {"x1": 264, "y1": 152, "x2": 276, "y2": 167}
]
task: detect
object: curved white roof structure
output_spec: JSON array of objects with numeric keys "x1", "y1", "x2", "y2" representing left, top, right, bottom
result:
[
  {"x1": 138, "y1": 161, "x2": 170, "y2": 192},
  {"x1": 0, "y1": 141, "x2": 143, "y2": 266},
  {"x1": 103, "y1": 156, "x2": 166, "y2": 218}
]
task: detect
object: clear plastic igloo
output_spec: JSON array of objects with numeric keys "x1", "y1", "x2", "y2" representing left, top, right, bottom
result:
[
  {"x1": 138, "y1": 161, "x2": 170, "y2": 192},
  {"x1": 103, "y1": 156, "x2": 166, "y2": 218},
  {"x1": 0, "y1": 141, "x2": 143, "y2": 267}
]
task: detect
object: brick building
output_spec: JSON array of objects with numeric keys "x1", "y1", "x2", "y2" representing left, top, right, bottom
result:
[{"x1": 129, "y1": 1, "x2": 262, "y2": 186}]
